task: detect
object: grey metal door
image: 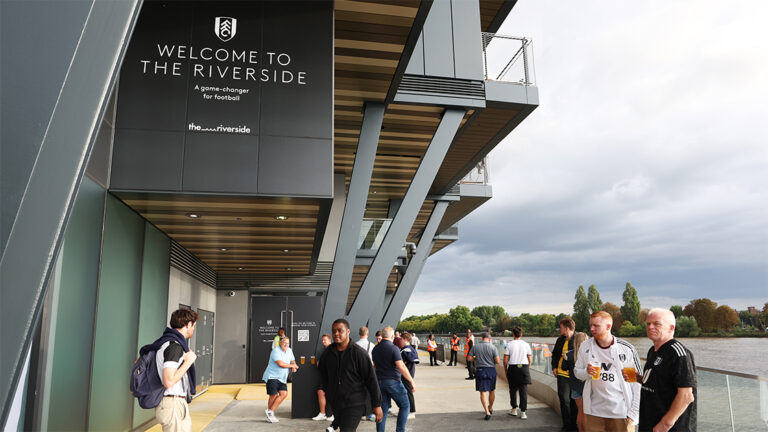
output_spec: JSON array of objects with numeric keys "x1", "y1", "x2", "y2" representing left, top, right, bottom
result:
[{"x1": 195, "y1": 308, "x2": 214, "y2": 392}]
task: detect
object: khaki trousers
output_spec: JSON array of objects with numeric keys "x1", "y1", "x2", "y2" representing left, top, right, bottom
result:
[
  {"x1": 155, "y1": 396, "x2": 191, "y2": 432},
  {"x1": 584, "y1": 414, "x2": 634, "y2": 432}
]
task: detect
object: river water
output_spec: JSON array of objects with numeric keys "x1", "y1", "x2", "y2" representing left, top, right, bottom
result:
[{"x1": 530, "y1": 336, "x2": 768, "y2": 377}]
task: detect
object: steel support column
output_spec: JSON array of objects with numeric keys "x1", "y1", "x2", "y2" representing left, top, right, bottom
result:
[
  {"x1": 0, "y1": 1, "x2": 142, "y2": 425},
  {"x1": 317, "y1": 103, "x2": 384, "y2": 349},
  {"x1": 346, "y1": 109, "x2": 465, "y2": 331},
  {"x1": 377, "y1": 200, "x2": 450, "y2": 327}
]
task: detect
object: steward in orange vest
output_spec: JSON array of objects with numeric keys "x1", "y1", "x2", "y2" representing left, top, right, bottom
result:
[
  {"x1": 427, "y1": 334, "x2": 439, "y2": 366},
  {"x1": 448, "y1": 333, "x2": 460, "y2": 366},
  {"x1": 464, "y1": 330, "x2": 475, "y2": 379}
]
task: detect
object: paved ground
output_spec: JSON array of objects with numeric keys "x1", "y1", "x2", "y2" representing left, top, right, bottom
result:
[{"x1": 201, "y1": 353, "x2": 561, "y2": 431}]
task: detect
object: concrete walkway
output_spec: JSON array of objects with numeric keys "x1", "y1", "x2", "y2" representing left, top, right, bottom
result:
[{"x1": 175, "y1": 351, "x2": 560, "y2": 432}]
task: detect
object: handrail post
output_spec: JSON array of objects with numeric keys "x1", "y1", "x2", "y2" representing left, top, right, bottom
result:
[
  {"x1": 726, "y1": 375, "x2": 736, "y2": 432},
  {"x1": 522, "y1": 38, "x2": 530, "y2": 85}
]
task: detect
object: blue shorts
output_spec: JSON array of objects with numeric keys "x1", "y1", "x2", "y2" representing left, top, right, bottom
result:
[
  {"x1": 475, "y1": 367, "x2": 497, "y2": 392},
  {"x1": 571, "y1": 379, "x2": 584, "y2": 399},
  {"x1": 266, "y1": 379, "x2": 287, "y2": 395}
]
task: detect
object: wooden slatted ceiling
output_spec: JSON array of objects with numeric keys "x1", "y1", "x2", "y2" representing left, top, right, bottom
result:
[
  {"x1": 431, "y1": 238, "x2": 455, "y2": 255},
  {"x1": 347, "y1": 265, "x2": 399, "y2": 314},
  {"x1": 479, "y1": 0, "x2": 506, "y2": 31},
  {"x1": 431, "y1": 107, "x2": 520, "y2": 194},
  {"x1": 116, "y1": 193, "x2": 321, "y2": 274}
]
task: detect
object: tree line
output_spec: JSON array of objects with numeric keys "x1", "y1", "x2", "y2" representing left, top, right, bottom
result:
[{"x1": 398, "y1": 282, "x2": 768, "y2": 337}]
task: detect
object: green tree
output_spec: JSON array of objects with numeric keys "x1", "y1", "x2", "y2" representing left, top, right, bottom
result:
[
  {"x1": 762, "y1": 303, "x2": 768, "y2": 328},
  {"x1": 602, "y1": 302, "x2": 623, "y2": 331},
  {"x1": 684, "y1": 298, "x2": 718, "y2": 332},
  {"x1": 471, "y1": 305, "x2": 506, "y2": 329},
  {"x1": 638, "y1": 308, "x2": 650, "y2": 325},
  {"x1": 714, "y1": 305, "x2": 739, "y2": 331},
  {"x1": 675, "y1": 316, "x2": 701, "y2": 337},
  {"x1": 536, "y1": 314, "x2": 557, "y2": 336},
  {"x1": 573, "y1": 285, "x2": 590, "y2": 332},
  {"x1": 617, "y1": 320, "x2": 637, "y2": 337},
  {"x1": 670, "y1": 305, "x2": 684, "y2": 319},
  {"x1": 738, "y1": 310, "x2": 754, "y2": 328},
  {"x1": 444, "y1": 305, "x2": 483, "y2": 333},
  {"x1": 587, "y1": 285, "x2": 603, "y2": 313},
  {"x1": 621, "y1": 282, "x2": 641, "y2": 325}
]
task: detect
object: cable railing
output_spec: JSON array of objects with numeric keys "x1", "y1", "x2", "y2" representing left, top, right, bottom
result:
[
  {"x1": 482, "y1": 32, "x2": 536, "y2": 86},
  {"x1": 459, "y1": 157, "x2": 489, "y2": 185}
]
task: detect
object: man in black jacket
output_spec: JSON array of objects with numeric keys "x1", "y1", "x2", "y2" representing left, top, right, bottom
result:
[
  {"x1": 318, "y1": 318, "x2": 383, "y2": 431},
  {"x1": 551, "y1": 316, "x2": 578, "y2": 432}
]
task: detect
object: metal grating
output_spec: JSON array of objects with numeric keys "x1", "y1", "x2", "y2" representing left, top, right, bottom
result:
[
  {"x1": 398, "y1": 75, "x2": 485, "y2": 99},
  {"x1": 217, "y1": 262, "x2": 333, "y2": 291},
  {"x1": 170, "y1": 240, "x2": 217, "y2": 288}
]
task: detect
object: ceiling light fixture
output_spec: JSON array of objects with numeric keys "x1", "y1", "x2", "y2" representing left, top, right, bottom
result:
[
  {"x1": 286, "y1": 267, "x2": 292, "y2": 271},
  {"x1": 282, "y1": 249, "x2": 290, "y2": 253},
  {"x1": 186, "y1": 212, "x2": 200, "y2": 218},
  {"x1": 237, "y1": 267, "x2": 244, "y2": 270},
  {"x1": 274, "y1": 215, "x2": 288, "y2": 221},
  {"x1": 220, "y1": 248, "x2": 228, "y2": 251}
]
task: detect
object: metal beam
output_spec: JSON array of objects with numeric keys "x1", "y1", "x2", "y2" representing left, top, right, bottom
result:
[
  {"x1": 316, "y1": 103, "x2": 384, "y2": 349},
  {"x1": 378, "y1": 200, "x2": 449, "y2": 327},
  {"x1": 346, "y1": 109, "x2": 465, "y2": 331},
  {"x1": 0, "y1": 1, "x2": 142, "y2": 426}
]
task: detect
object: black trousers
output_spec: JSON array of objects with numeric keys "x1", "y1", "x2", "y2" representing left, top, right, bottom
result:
[
  {"x1": 448, "y1": 350, "x2": 457, "y2": 365},
  {"x1": 429, "y1": 350, "x2": 437, "y2": 365},
  {"x1": 556, "y1": 375, "x2": 578, "y2": 431},
  {"x1": 466, "y1": 360, "x2": 475, "y2": 378},
  {"x1": 506, "y1": 367, "x2": 528, "y2": 411},
  {"x1": 401, "y1": 378, "x2": 415, "y2": 413},
  {"x1": 329, "y1": 404, "x2": 365, "y2": 432}
]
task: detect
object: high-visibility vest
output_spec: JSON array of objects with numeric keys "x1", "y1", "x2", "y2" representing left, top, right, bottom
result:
[
  {"x1": 427, "y1": 340, "x2": 437, "y2": 351},
  {"x1": 543, "y1": 345, "x2": 552, "y2": 358},
  {"x1": 450, "y1": 336, "x2": 460, "y2": 351},
  {"x1": 463, "y1": 337, "x2": 473, "y2": 356}
]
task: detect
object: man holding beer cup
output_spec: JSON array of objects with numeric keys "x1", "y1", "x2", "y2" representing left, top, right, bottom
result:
[{"x1": 574, "y1": 311, "x2": 641, "y2": 431}]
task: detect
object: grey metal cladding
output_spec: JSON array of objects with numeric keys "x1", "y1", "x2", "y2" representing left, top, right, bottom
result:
[
  {"x1": 0, "y1": 0, "x2": 93, "y2": 256},
  {"x1": 404, "y1": 33, "x2": 425, "y2": 75},
  {"x1": 259, "y1": 1, "x2": 333, "y2": 140},
  {"x1": 451, "y1": 0, "x2": 484, "y2": 80},
  {"x1": 423, "y1": 0, "x2": 455, "y2": 77},
  {"x1": 183, "y1": 133, "x2": 259, "y2": 193},
  {"x1": 257, "y1": 136, "x2": 332, "y2": 197},
  {"x1": 110, "y1": 129, "x2": 184, "y2": 191}
]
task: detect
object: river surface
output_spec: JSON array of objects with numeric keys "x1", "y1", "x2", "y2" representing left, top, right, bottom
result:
[{"x1": 528, "y1": 336, "x2": 768, "y2": 377}]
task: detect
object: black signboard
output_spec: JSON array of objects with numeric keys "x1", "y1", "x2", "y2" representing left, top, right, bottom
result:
[{"x1": 112, "y1": 0, "x2": 333, "y2": 197}]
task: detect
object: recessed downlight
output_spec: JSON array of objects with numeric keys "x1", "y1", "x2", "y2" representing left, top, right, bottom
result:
[
  {"x1": 282, "y1": 249, "x2": 290, "y2": 253},
  {"x1": 274, "y1": 215, "x2": 288, "y2": 221},
  {"x1": 237, "y1": 267, "x2": 244, "y2": 270},
  {"x1": 286, "y1": 267, "x2": 292, "y2": 271},
  {"x1": 220, "y1": 248, "x2": 228, "y2": 252},
  {"x1": 186, "y1": 212, "x2": 200, "y2": 218}
]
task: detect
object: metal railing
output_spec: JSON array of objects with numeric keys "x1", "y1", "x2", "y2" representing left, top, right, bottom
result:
[
  {"x1": 459, "y1": 157, "x2": 489, "y2": 185},
  {"x1": 482, "y1": 32, "x2": 536, "y2": 85},
  {"x1": 358, "y1": 218, "x2": 391, "y2": 250}
]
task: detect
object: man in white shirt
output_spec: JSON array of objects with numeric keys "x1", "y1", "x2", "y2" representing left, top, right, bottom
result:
[
  {"x1": 355, "y1": 326, "x2": 375, "y2": 359},
  {"x1": 155, "y1": 309, "x2": 199, "y2": 432},
  {"x1": 503, "y1": 327, "x2": 532, "y2": 420},
  {"x1": 574, "y1": 311, "x2": 641, "y2": 432}
]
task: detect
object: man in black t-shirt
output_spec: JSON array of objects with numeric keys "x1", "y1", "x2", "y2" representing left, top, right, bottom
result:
[{"x1": 639, "y1": 308, "x2": 697, "y2": 431}]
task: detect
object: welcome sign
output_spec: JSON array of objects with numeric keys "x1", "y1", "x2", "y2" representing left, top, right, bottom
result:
[{"x1": 112, "y1": 0, "x2": 332, "y2": 197}]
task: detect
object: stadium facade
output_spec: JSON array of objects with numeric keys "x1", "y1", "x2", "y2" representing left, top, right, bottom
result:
[{"x1": 0, "y1": 0, "x2": 537, "y2": 429}]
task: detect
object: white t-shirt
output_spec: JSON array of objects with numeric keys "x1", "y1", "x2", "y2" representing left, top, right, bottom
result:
[
  {"x1": 355, "y1": 338, "x2": 374, "y2": 359},
  {"x1": 588, "y1": 340, "x2": 627, "y2": 419},
  {"x1": 156, "y1": 341, "x2": 189, "y2": 397},
  {"x1": 504, "y1": 339, "x2": 532, "y2": 365}
]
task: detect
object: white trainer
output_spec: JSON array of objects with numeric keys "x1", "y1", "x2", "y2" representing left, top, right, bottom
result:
[
  {"x1": 520, "y1": 411, "x2": 528, "y2": 420},
  {"x1": 327, "y1": 415, "x2": 334, "y2": 422},
  {"x1": 312, "y1": 413, "x2": 328, "y2": 421},
  {"x1": 508, "y1": 408, "x2": 519, "y2": 416},
  {"x1": 326, "y1": 427, "x2": 335, "y2": 432},
  {"x1": 408, "y1": 413, "x2": 416, "y2": 419}
]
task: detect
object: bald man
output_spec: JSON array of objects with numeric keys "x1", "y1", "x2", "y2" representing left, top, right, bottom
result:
[{"x1": 639, "y1": 308, "x2": 697, "y2": 432}]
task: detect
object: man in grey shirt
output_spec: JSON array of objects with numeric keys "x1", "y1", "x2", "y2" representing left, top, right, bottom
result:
[{"x1": 467, "y1": 332, "x2": 501, "y2": 420}]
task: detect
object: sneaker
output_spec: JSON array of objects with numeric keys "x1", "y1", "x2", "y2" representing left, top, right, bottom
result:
[
  {"x1": 408, "y1": 413, "x2": 416, "y2": 419},
  {"x1": 327, "y1": 415, "x2": 334, "y2": 422},
  {"x1": 388, "y1": 408, "x2": 395, "y2": 415},
  {"x1": 367, "y1": 414, "x2": 377, "y2": 421},
  {"x1": 508, "y1": 408, "x2": 519, "y2": 416},
  {"x1": 266, "y1": 411, "x2": 278, "y2": 423},
  {"x1": 520, "y1": 411, "x2": 527, "y2": 420},
  {"x1": 312, "y1": 413, "x2": 328, "y2": 421},
  {"x1": 326, "y1": 427, "x2": 336, "y2": 432}
]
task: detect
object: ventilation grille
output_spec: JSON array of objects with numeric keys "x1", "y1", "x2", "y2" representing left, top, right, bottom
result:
[
  {"x1": 170, "y1": 241, "x2": 217, "y2": 288},
  {"x1": 398, "y1": 75, "x2": 485, "y2": 99},
  {"x1": 217, "y1": 262, "x2": 333, "y2": 291}
]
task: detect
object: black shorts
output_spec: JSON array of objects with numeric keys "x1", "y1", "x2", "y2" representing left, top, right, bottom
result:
[
  {"x1": 266, "y1": 379, "x2": 287, "y2": 395},
  {"x1": 475, "y1": 367, "x2": 497, "y2": 392}
]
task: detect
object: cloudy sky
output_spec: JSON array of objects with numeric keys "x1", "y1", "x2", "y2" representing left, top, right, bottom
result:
[{"x1": 403, "y1": 1, "x2": 768, "y2": 317}]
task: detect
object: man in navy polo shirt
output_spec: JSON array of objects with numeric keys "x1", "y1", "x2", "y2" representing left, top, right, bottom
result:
[{"x1": 371, "y1": 326, "x2": 416, "y2": 432}]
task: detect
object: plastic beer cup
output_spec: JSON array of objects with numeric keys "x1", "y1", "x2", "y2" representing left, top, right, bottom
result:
[
  {"x1": 300, "y1": 356, "x2": 305, "y2": 364},
  {"x1": 589, "y1": 361, "x2": 601, "y2": 380},
  {"x1": 622, "y1": 362, "x2": 637, "y2": 382}
]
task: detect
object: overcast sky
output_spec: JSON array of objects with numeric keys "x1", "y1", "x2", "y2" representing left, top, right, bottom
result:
[{"x1": 403, "y1": 1, "x2": 768, "y2": 317}]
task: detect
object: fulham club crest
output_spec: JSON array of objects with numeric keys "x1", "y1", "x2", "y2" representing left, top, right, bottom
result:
[{"x1": 215, "y1": 17, "x2": 237, "y2": 42}]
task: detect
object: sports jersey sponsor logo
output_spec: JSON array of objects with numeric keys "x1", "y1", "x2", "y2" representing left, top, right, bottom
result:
[{"x1": 654, "y1": 357, "x2": 663, "y2": 366}]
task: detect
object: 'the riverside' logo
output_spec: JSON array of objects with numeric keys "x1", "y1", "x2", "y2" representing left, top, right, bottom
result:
[{"x1": 215, "y1": 17, "x2": 237, "y2": 42}]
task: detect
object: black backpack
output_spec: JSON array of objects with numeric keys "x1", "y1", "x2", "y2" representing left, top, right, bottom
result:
[{"x1": 130, "y1": 345, "x2": 166, "y2": 409}]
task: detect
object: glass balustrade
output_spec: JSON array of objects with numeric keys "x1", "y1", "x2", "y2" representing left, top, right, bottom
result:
[{"x1": 358, "y1": 218, "x2": 392, "y2": 251}]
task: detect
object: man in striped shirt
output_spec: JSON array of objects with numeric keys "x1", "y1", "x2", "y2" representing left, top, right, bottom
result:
[{"x1": 639, "y1": 308, "x2": 696, "y2": 432}]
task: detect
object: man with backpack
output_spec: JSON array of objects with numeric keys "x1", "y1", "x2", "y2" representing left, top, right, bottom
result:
[{"x1": 138, "y1": 308, "x2": 199, "y2": 432}]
